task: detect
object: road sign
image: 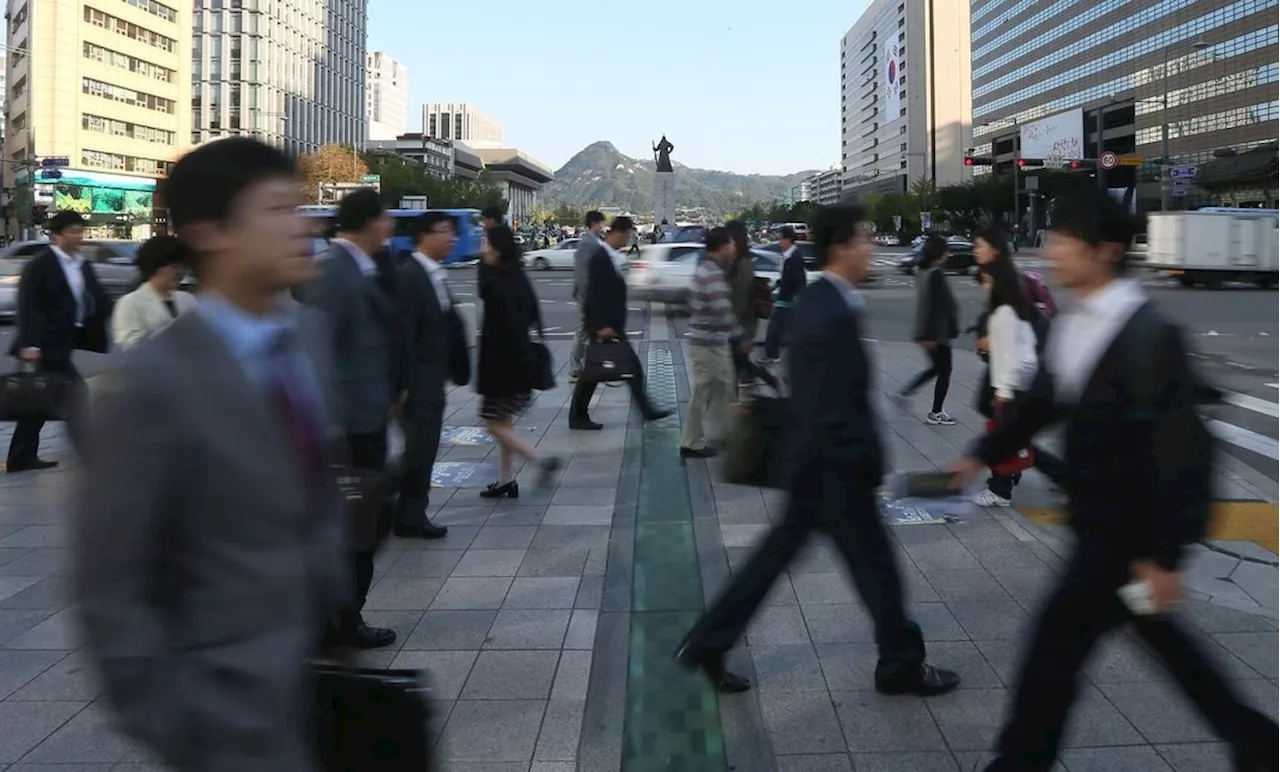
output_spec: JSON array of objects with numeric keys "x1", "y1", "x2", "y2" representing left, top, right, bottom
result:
[
  {"x1": 1172, "y1": 177, "x2": 1192, "y2": 187},
  {"x1": 1099, "y1": 151, "x2": 1118, "y2": 170},
  {"x1": 39, "y1": 170, "x2": 62, "y2": 180},
  {"x1": 1170, "y1": 166, "x2": 1198, "y2": 179},
  {"x1": 360, "y1": 174, "x2": 381, "y2": 183},
  {"x1": 1172, "y1": 189, "x2": 1188, "y2": 197},
  {"x1": 40, "y1": 157, "x2": 70, "y2": 168},
  {"x1": 1117, "y1": 155, "x2": 1143, "y2": 167}
]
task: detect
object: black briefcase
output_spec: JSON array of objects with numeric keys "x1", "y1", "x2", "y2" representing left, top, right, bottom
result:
[
  {"x1": 313, "y1": 662, "x2": 434, "y2": 771},
  {"x1": 331, "y1": 459, "x2": 400, "y2": 553},
  {"x1": 0, "y1": 365, "x2": 78, "y2": 422},
  {"x1": 581, "y1": 339, "x2": 639, "y2": 383},
  {"x1": 722, "y1": 388, "x2": 790, "y2": 489}
]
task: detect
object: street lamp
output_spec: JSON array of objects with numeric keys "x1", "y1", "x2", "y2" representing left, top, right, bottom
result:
[{"x1": 981, "y1": 116, "x2": 1020, "y2": 233}]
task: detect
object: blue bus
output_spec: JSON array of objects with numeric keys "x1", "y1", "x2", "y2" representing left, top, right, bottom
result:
[{"x1": 299, "y1": 206, "x2": 484, "y2": 264}]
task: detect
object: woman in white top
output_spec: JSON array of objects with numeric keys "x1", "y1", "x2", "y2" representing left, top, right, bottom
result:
[
  {"x1": 974, "y1": 257, "x2": 1039, "y2": 507},
  {"x1": 111, "y1": 235, "x2": 198, "y2": 351}
]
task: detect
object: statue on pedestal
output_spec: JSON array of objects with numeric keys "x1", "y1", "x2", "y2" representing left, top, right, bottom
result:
[{"x1": 653, "y1": 136, "x2": 675, "y2": 173}]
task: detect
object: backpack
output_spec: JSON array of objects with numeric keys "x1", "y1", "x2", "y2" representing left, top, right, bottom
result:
[{"x1": 1022, "y1": 272, "x2": 1057, "y2": 318}]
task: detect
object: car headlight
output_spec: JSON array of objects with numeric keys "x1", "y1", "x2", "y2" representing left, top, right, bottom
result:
[{"x1": 0, "y1": 275, "x2": 19, "y2": 285}]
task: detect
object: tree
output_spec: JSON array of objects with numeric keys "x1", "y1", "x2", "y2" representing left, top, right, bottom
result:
[{"x1": 298, "y1": 143, "x2": 368, "y2": 203}]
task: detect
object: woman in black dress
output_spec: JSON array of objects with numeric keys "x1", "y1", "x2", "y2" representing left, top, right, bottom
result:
[{"x1": 476, "y1": 225, "x2": 561, "y2": 498}]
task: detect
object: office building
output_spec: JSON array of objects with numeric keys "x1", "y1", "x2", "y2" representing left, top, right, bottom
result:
[
  {"x1": 366, "y1": 133, "x2": 455, "y2": 179},
  {"x1": 840, "y1": 0, "x2": 973, "y2": 197},
  {"x1": 811, "y1": 167, "x2": 845, "y2": 206},
  {"x1": 190, "y1": 0, "x2": 367, "y2": 154},
  {"x1": 365, "y1": 51, "x2": 407, "y2": 141},
  {"x1": 970, "y1": 0, "x2": 1279, "y2": 212},
  {"x1": 786, "y1": 179, "x2": 811, "y2": 206},
  {"x1": 422, "y1": 102, "x2": 503, "y2": 145},
  {"x1": 4, "y1": 0, "x2": 192, "y2": 239}
]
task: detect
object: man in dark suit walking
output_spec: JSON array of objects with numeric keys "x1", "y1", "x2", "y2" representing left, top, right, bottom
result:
[
  {"x1": 304, "y1": 188, "x2": 399, "y2": 649},
  {"x1": 394, "y1": 211, "x2": 467, "y2": 539},
  {"x1": 7, "y1": 210, "x2": 111, "y2": 472},
  {"x1": 568, "y1": 216, "x2": 669, "y2": 430},
  {"x1": 676, "y1": 204, "x2": 959, "y2": 698}
]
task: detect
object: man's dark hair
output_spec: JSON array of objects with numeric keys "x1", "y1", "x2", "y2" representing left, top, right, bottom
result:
[
  {"x1": 481, "y1": 204, "x2": 505, "y2": 223},
  {"x1": 813, "y1": 204, "x2": 867, "y2": 267},
  {"x1": 412, "y1": 211, "x2": 456, "y2": 242},
  {"x1": 609, "y1": 216, "x2": 634, "y2": 234},
  {"x1": 164, "y1": 137, "x2": 297, "y2": 229},
  {"x1": 921, "y1": 234, "x2": 949, "y2": 266},
  {"x1": 136, "y1": 235, "x2": 187, "y2": 280},
  {"x1": 47, "y1": 211, "x2": 85, "y2": 234},
  {"x1": 704, "y1": 226, "x2": 733, "y2": 253},
  {"x1": 585, "y1": 210, "x2": 606, "y2": 228},
  {"x1": 335, "y1": 188, "x2": 384, "y2": 232},
  {"x1": 1049, "y1": 189, "x2": 1137, "y2": 272},
  {"x1": 778, "y1": 225, "x2": 797, "y2": 242}
]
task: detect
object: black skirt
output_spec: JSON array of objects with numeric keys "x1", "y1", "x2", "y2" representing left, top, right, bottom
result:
[{"x1": 478, "y1": 391, "x2": 532, "y2": 421}]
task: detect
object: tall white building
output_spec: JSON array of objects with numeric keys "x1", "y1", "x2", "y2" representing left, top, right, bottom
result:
[
  {"x1": 191, "y1": 0, "x2": 367, "y2": 154},
  {"x1": 422, "y1": 102, "x2": 503, "y2": 145},
  {"x1": 365, "y1": 51, "x2": 407, "y2": 141},
  {"x1": 840, "y1": 0, "x2": 973, "y2": 197}
]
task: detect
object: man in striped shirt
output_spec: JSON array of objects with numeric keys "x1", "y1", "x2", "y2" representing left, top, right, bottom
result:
[{"x1": 681, "y1": 227, "x2": 749, "y2": 459}]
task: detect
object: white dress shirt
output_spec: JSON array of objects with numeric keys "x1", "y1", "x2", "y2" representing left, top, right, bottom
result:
[
  {"x1": 1046, "y1": 278, "x2": 1147, "y2": 403},
  {"x1": 412, "y1": 251, "x2": 451, "y2": 310},
  {"x1": 331, "y1": 238, "x2": 377, "y2": 277},
  {"x1": 51, "y1": 246, "x2": 87, "y2": 325}
]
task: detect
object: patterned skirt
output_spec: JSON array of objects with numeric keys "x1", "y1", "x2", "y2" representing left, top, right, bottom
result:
[{"x1": 478, "y1": 391, "x2": 533, "y2": 421}]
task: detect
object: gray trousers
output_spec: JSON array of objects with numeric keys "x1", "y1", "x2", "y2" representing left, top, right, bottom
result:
[{"x1": 569, "y1": 301, "x2": 587, "y2": 375}]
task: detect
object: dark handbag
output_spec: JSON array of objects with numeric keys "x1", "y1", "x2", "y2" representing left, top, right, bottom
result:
[
  {"x1": 722, "y1": 387, "x2": 789, "y2": 488},
  {"x1": 0, "y1": 364, "x2": 78, "y2": 422},
  {"x1": 331, "y1": 458, "x2": 400, "y2": 553},
  {"x1": 581, "y1": 339, "x2": 639, "y2": 383},
  {"x1": 753, "y1": 276, "x2": 774, "y2": 320},
  {"x1": 445, "y1": 310, "x2": 471, "y2": 387},
  {"x1": 312, "y1": 662, "x2": 434, "y2": 771},
  {"x1": 531, "y1": 316, "x2": 556, "y2": 391}
]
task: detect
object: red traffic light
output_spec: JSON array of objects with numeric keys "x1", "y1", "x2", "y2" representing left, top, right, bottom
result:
[
  {"x1": 964, "y1": 157, "x2": 975, "y2": 166},
  {"x1": 1017, "y1": 159, "x2": 1028, "y2": 168}
]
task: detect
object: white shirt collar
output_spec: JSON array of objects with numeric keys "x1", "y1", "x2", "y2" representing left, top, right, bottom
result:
[
  {"x1": 412, "y1": 250, "x2": 444, "y2": 276},
  {"x1": 780, "y1": 245, "x2": 795, "y2": 259},
  {"x1": 51, "y1": 246, "x2": 83, "y2": 265},
  {"x1": 1072, "y1": 277, "x2": 1145, "y2": 319},
  {"x1": 332, "y1": 238, "x2": 377, "y2": 277}
]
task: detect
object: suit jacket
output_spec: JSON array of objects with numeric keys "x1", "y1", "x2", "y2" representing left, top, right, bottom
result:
[
  {"x1": 572, "y1": 231, "x2": 600, "y2": 301},
  {"x1": 304, "y1": 243, "x2": 397, "y2": 435},
  {"x1": 10, "y1": 247, "x2": 112, "y2": 363},
  {"x1": 785, "y1": 277, "x2": 885, "y2": 490},
  {"x1": 73, "y1": 309, "x2": 348, "y2": 771},
  {"x1": 477, "y1": 265, "x2": 540, "y2": 398},
  {"x1": 581, "y1": 243, "x2": 627, "y2": 337},
  {"x1": 776, "y1": 248, "x2": 807, "y2": 304},
  {"x1": 110, "y1": 284, "x2": 198, "y2": 351},
  {"x1": 397, "y1": 257, "x2": 468, "y2": 416},
  {"x1": 974, "y1": 302, "x2": 1213, "y2": 570}
]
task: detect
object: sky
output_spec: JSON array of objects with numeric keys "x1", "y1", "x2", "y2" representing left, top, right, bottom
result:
[{"x1": 368, "y1": 0, "x2": 871, "y2": 176}]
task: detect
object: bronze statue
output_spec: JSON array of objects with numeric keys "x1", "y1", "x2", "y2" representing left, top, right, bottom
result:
[{"x1": 653, "y1": 136, "x2": 675, "y2": 173}]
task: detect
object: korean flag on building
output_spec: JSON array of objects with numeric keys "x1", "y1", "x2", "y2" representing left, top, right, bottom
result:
[{"x1": 884, "y1": 38, "x2": 901, "y2": 119}]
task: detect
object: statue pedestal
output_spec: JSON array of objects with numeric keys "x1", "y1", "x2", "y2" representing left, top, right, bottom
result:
[{"x1": 653, "y1": 172, "x2": 676, "y2": 231}]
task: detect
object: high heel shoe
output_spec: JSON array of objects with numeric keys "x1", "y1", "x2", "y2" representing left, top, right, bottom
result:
[{"x1": 480, "y1": 480, "x2": 519, "y2": 499}]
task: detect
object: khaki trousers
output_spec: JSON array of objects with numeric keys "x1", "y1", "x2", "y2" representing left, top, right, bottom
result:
[{"x1": 681, "y1": 343, "x2": 735, "y2": 450}]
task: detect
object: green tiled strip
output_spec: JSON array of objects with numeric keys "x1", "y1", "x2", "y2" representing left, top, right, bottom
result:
[{"x1": 623, "y1": 345, "x2": 727, "y2": 772}]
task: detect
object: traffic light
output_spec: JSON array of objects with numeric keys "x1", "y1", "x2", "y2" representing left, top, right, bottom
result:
[
  {"x1": 32, "y1": 204, "x2": 47, "y2": 224},
  {"x1": 964, "y1": 156, "x2": 995, "y2": 167},
  {"x1": 1067, "y1": 159, "x2": 1096, "y2": 170},
  {"x1": 1017, "y1": 158, "x2": 1045, "y2": 169}
]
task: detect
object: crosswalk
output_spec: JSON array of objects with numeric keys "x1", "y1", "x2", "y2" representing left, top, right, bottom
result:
[{"x1": 1206, "y1": 389, "x2": 1279, "y2": 466}]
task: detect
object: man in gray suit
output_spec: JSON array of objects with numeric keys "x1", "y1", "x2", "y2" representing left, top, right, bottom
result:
[
  {"x1": 568, "y1": 209, "x2": 606, "y2": 383},
  {"x1": 303, "y1": 188, "x2": 399, "y2": 650},
  {"x1": 73, "y1": 138, "x2": 348, "y2": 772}
]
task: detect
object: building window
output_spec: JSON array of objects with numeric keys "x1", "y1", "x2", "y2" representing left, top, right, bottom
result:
[
  {"x1": 83, "y1": 41, "x2": 175, "y2": 83},
  {"x1": 83, "y1": 6, "x2": 178, "y2": 53},
  {"x1": 122, "y1": 0, "x2": 177, "y2": 23},
  {"x1": 81, "y1": 148, "x2": 173, "y2": 175},
  {"x1": 82, "y1": 77, "x2": 176, "y2": 114},
  {"x1": 82, "y1": 113, "x2": 176, "y2": 145}
]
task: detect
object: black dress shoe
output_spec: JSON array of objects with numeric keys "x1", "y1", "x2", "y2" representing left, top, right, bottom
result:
[
  {"x1": 393, "y1": 521, "x2": 449, "y2": 539},
  {"x1": 645, "y1": 409, "x2": 673, "y2": 422},
  {"x1": 536, "y1": 456, "x2": 562, "y2": 488},
  {"x1": 480, "y1": 480, "x2": 519, "y2": 499},
  {"x1": 6, "y1": 458, "x2": 58, "y2": 473},
  {"x1": 680, "y1": 446, "x2": 717, "y2": 459},
  {"x1": 569, "y1": 417, "x2": 603, "y2": 431},
  {"x1": 343, "y1": 622, "x2": 397, "y2": 650},
  {"x1": 874, "y1": 663, "x2": 961, "y2": 696},
  {"x1": 674, "y1": 643, "x2": 752, "y2": 694}
]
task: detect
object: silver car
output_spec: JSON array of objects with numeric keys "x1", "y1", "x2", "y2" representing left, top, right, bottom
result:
[
  {"x1": 522, "y1": 238, "x2": 581, "y2": 271},
  {"x1": 0, "y1": 259, "x2": 21, "y2": 320},
  {"x1": 0, "y1": 239, "x2": 144, "y2": 302}
]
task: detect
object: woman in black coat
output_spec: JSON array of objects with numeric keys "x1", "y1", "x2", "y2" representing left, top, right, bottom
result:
[{"x1": 476, "y1": 225, "x2": 560, "y2": 498}]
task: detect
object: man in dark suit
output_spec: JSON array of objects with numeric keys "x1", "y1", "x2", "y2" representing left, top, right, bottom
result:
[
  {"x1": 953, "y1": 191, "x2": 1277, "y2": 772},
  {"x1": 7, "y1": 210, "x2": 111, "y2": 472},
  {"x1": 763, "y1": 224, "x2": 806, "y2": 362},
  {"x1": 304, "y1": 188, "x2": 399, "y2": 649},
  {"x1": 394, "y1": 211, "x2": 467, "y2": 539},
  {"x1": 676, "y1": 204, "x2": 960, "y2": 698},
  {"x1": 568, "y1": 216, "x2": 669, "y2": 430}
]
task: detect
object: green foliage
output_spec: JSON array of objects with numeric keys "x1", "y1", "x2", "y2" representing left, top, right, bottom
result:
[{"x1": 360, "y1": 151, "x2": 507, "y2": 212}]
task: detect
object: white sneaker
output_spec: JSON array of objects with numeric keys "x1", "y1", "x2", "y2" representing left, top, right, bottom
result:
[
  {"x1": 973, "y1": 489, "x2": 1012, "y2": 507},
  {"x1": 926, "y1": 411, "x2": 957, "y2": 426}
]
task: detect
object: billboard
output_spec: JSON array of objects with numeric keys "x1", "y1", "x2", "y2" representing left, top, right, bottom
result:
[
  {"x1": 1019, "y1": 108, "x2": 1084, "y2": 160},
  {"x1": 882, "y1": 20, "x2": 901, "y2": 120},
  {"x1": 39, "y1": 170, "x2": 156, "y2": 223}
]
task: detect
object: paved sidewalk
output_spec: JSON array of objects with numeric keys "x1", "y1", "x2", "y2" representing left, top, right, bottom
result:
[{"x1": 0, "y1": 307, "x2": 1275, "y2": 771}]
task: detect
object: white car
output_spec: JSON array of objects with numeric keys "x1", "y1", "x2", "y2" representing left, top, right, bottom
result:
[
  {"x1": 522, "y1": 239, "x2": 581, "y2": 270},
  {"x1": 626, "y1": 242, "x2": 820, "y2": 308}
]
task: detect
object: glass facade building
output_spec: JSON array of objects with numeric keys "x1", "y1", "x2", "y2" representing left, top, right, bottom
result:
[
  {"x1": 970, "y1": 0, "x2": 1279, "y2": 210},
  {"x1": 190, "y1": 0, "x2": 366, "y2": 155}
]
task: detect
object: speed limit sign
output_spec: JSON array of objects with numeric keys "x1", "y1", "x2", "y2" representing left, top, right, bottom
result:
[{"x1": 1099, "y1": 151, "x2": 1118, "y2": 170}]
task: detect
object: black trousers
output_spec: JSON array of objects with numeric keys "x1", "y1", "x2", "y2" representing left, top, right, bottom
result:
[
  {"x1": 684, "y1": 470, "x2": 925, "y2": 682},
  {"x1": 763, "y1": 305, "x2": 791, "y2": 360},
  {"x1": 570, "y1": 340, "x2": 659, "y2": 420},
  {"x1": 991, "y1": 536, "x2": 1277, "y2": 770},
  {"x1": 397, "y1": 403, "x2": 443, "y2": 528},
  {"x1": 343, "y1": 428, "x2": 392, "y2": 628},
  {"x1": 903, "y1": 344, "x2": 952, "y2": 414},
  {"x1": 7, "y1": 358, "x2": 83, "y2": 468}
]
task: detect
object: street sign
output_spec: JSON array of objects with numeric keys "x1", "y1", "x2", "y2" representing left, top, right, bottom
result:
[
  {"x1": 1172, "y1": 177, "x2": 1192, "y2": 187},
  {"x1": 1172, "y1": 189, "x2": 1188, "y2": 197},
  {"x1": 40, "y1": 157, "x2": 70, "y2": 168},
  {"x1": 1099, "y1": 151, "x2": 1118, "y2": 170},
  {"x1": 39, "y1": 170, "x2": 62, "y2": 180},
  {"x1": 360, "y1": 174, "x2": 381, "y2": 183},
  {"x1": 1117, "y1": 155, "x2": 1143, "y2": 167},
  {"x1": 1170, "y1": 166, "x2": 1198, "y2": 179}
]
